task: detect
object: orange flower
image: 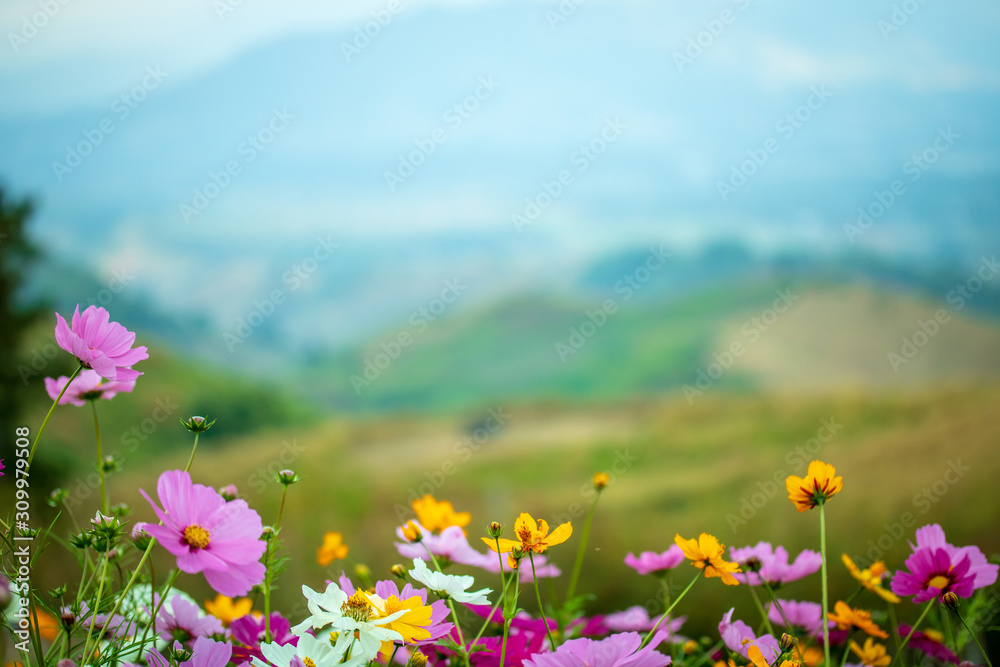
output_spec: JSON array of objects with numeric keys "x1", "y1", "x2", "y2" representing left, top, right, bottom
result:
[
  {"x1": 483, "y1": 513, "x2": 572, "y2": 568},
  {"x1": 798, "y1": 643, "x2": 823, "y2": 667},
  {"x1": 31, "y1": 610, "x2": 59, "y2": 642},
  {"x1": 850, "y1": 638, "x2": 891, "y2": 667},
  {"x1": 674, "y1": 533, "x2": 742, "y2": 585},
  {"x1": 316, "y1": 531, "x2": 349, "y2": 566},
  {"x1": 786, "y1": 460, "x2": 843, "y2": 512},
  {"x1": 842, "y1": 554, "x2": 900, "y2": 604},
  {"x1": 412, "y1": 495, "x2": 471, "y2": 534},
  {"x1": 828, "y1": 601, "x2": 888, "y2": 638},
  {"x1": 204, "y1": 595, "x2": 253, "y2": 626},
  {"x1": 401, "y1": 520, "x2": 423, "y2": 543}
]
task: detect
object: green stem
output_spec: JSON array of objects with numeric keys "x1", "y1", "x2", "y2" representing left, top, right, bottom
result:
[
  {"x1": 82, "y1": 555, "x2": 111, "y2": 663},
  {"x1": 529, "y1": 552, "x2": 558, "y2": 649},
  {"x1": 184, "y1": 432, "x2": 200, "y2": 473},
  {"x1": 641, "y1": 570, "x2": 702, "y2": 649},
  {"x1": 89, "y1": 538, "x2": 156, "y2": 654},
  {"x1": 566, "y1": 491, "x2": 601, "y2": 602},
  {"x1": 838, "y1": 631, "x2": 854, "y2": 667},
  {"x1": 952, "y1": 606, "x2": 994, "y2": 667},
  {"x1": 844, "y1": 584, "x2": 865, "y2": 606},
  {"x1": 91, "y1": 400, "x2": 108, "y2": 515},
  {"x1": 472, "y1": 545, "x2": 510, "y2": 645},
  {"x1": 887, "y1": 600, "x2": 901, "y2": 656},
  {"x1": 820, "y1": 502, "x2": 831, "y2": 667},
  {"x1": 27, "y1": 365, "x2": 81, "y2": 469},
  {"x1": 746, "y1": 579, "x2": 776, "y2": 637},
  {"x1": 760, "y1": 583, "x2": 804, "y2": 663},
  {"x1": 887, "y1": 598, "x2": 936, "y2": 667},
  {"x1": 659, "y1": 577, "x2": 675, "y2": 648},
  {"x1": 264, "y1": 484, "x2": 290, "y2": 642},
  {"x1": 422, "y1": 544, "x2": 470, "y2": 667},
  {"x1": 500, "y1": 574, "x2": 520, "y2": 667}
]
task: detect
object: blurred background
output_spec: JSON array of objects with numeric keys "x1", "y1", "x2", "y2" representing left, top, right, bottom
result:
[{"x1": 2, "y1": 0, "x2": 999, "y2": 640}]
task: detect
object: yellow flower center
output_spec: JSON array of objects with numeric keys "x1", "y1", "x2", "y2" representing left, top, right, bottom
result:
[
  {"x1": 182, "y1": 524, "x2": 211, "y2": 549},
  {"x1": 341, "y1": 592, "x2": 373, "y2": 623},
  {"x1": 303, "y1": 659, "x2": 316, "y2": 667},
  {"x1": 927, "y1": 575, "x2": 950, "y2": 590}
]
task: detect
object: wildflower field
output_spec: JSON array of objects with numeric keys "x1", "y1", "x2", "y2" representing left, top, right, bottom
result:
[{"x1": 1, "y1": 305, "x2": 998, "y2": 667}]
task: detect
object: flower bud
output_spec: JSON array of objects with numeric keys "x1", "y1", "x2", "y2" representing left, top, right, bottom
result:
[
  {"x1": 181, "y1": 415, "x2": 216, "y2": 433},
  {"x1": 593, "y1": 472, "x2": 610, "y2": 490},
  {"x1": 101, "y1": 455, "x2": 120, "y2": 473},
  {"x1": 391, "y1": 564, "x2": 408, "y2": 579},
  {"x1": 742, "y1": 557, "x2": 763, "y2": 573},
  {"x1": 779, "y1": 633, "x2": 796, "y2": 651},
  {"x1": 219, "y1": 484, "x2": 239, "y2": 501},
  {"x1": 275, "y1": 469, "x2": 300, "y2": 486},
  {"x1": 60, "y1": 608, "x2": 77, "y2": 628},
  {"x1": 49, "y1": 585, "x2": 68, "y2": 599},
  {"x1": 682, "y1": 640, "x2": 699, "y2": 655},
  {"x1": 70, "y1": 532, "x2": 94, "y2": 549},
  {"x1": 487, "y1": 522, "x2": 503, "y2": 538},
  {"x1": 942, "y1": 592, "x2": 959, "y2": 611},
  {"x1": 47, "y1": 488, "x2": 69, "y2": 507},
  {"x1": 410, "y1": 650, "x2": 428, "y2": 667},
  {"x1": 132, "y1": 523, "x2": 152, "y2": 550},
  {"x1": 57, "y1": 660, "x2": 77, "y2": 667},
  {"x1": 111, "y1": 502, "x2": 130, "y2": 517},
  {"x1": 401, "y1": 521, "x2": 422, "y2": 543}
]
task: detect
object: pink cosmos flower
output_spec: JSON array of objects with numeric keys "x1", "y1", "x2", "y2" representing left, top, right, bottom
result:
[
  {"x1": 605, "y1": 607, "x2": 686, "y2": 637},
  {"x1": 395, "y1": 523, "x2": 484, "y2": 566},
  {"x1": 141, "y1": 470, "x2": 266, "y2": 597},
  {"x1": 719, "y1": 609, "x2": 780, "y2": 663},
  {"x1": 729, "y1": 543, "x2": 822, "y2": 587},
  {"x1": 230, "y1": 613, "x2": 298, "y2": 665},
  {"x1": 766, "y1": 599, "x2": 833, "y2": 638},
  {"x1": 891, "y1": 525, "x2": 997, "y2": 603},
  {"x1": 624, "y1": 547, "x2": 685, "y2": 576},
  {"x1": 54, "y1": 305, "x2": 148, "y2": 381},
  {"x1": 523, "y1": 632, "x2": 672, "y2": 667},
  {"x1": 147, "y1": 637, "x2": 232, "y2": 667},
  {"x1": 44, "y1": 369, "x2": 135, "y2": 406},
  {"x1": 897, "y1": 624, "x2": 959, "y2": 664},
  {"x1": 156, "y1": 596, "x2": 225, "y2": 643}
]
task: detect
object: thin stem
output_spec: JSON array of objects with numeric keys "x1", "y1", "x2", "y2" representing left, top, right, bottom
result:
[
  {"x1": 529, "y1": 552, "x2": 558, "y2": 650},
  {"x1": 82, "y1": 555, "x2": 111, "y2": 663},
  {"x1": 745, "y1": 579, "x2": 776, "y2": 637},
  {"x1": 472, "y1": 545, "x2": 510, "y2": 645},
  {"x1": 27, "y1": 365, "x2": 81, "y2": 469},
  {"x1": 839, "y1": 631, "x2": 854, "y2": 667},
  {"x1": 566, "y1": 491, "x2": 601, "y2": 602},
  {"x1": 887, "y1": 598, "x2": 936, "y2": 667},
  {"x1": 421, "y1": 544, "x2": 470, "y2": 667},
  {"x1": 887, "y1": 600, "x2": 901, "y2": 656},
  {"x1": 264, "y1": 484, "x2": 290, "y2": 642},
  {"x1": 844, "y1": 584, "x2": 865, "y2": 606},
  {"x1": 91, "y1": 400, "x2": 108, "y2": 514},
  {"x1": 939, "y1": 605, "x2": 956, "y2": 652},
  {"x1": 641, "y1": 570, "x2": 702, "y2": 648},
  {"x1": 760, "y1": 582, "x2": 804, "y2": 663},
  {"x1": 820, "y1": 502, "x2": 831, "y2": 667},
  {"x1": 659, "y1": 577, "x2": 675, "y2": 648},
  {"x1": 500, "y1": 573, "x2": 520, "y2": 667},
  {"x1": 953, "y1": 607, "x2": 994, "y2": 667},
  {"x1": 184, "y1": 432, "x2": 200, "y2": 473},
  {"x1": 89, "y1": 538, "x2": 156, "y2": 653}
]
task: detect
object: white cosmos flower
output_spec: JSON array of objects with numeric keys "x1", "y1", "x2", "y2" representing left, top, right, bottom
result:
[
  {"x1": 252, "y1": 633, "x2": 363, "y2": 667},
  {"x1": 290, "y1": 582, "x2": 408, "y2": 662},
  {"x1": 409, "y1": 558, "x2": 492, "y2": 605}
]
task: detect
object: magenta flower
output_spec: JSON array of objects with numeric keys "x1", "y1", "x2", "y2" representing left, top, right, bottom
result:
[
  {"x1": 719, "y1": 609, "x2": 780, "y2": 663},
  {"x1": 624, "y1": 547, "x2": 685, "y2": 576},
  {"x1": 766, "y1": 599, "x2": 832, "y2": 638},
  {"x1": 729, "y1": 542, "x2": 822, "y2": 587},
  {"x1": 230, "y1": 613, "x2": 298, "y2": 665},
  {"x1": 156, "y1": 596, "x2": 224, "y2": 644},
  {"x1": 524, "y1": 632, "x2": 672, "y2": 667},
  {"x1": 891, "y1": 525, "x2": 997, "y2": 603},
  {"x1": 141, "y1": 470, "x2": 266, "y2": 596},
  {"x1": 147, "y1": 637, "x2": 232, "y2": 667},
  {"x1": 897, "y1": 624, "x2": 959, "y2": 664},
  {"x1": 44, "y1": 369, "x2": 135, "y2": 406},
  {"x1": 464, "y1": 633, "x2": 548, "y2": 667},
  {"x1": 54, "y1": 305, "x2": 148, "y2": 381}
]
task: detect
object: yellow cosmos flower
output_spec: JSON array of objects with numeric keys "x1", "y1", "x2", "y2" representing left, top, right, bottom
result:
[
  {"x1": 375, "y1": 594, "x2": 435, "y2": 658},
  {"x1": 828, "y1": 601, "x2": 888, "y2": 639},
  {"x1": 850, "y1": 638, "x2": 891, "y2": 667},
  {"x1": 204, "y1": 594, "x2": 253, "y2": 626},
  {"x1": 842, "y1": 554, "x2": 900, "y2": 604},
  {"x1": 412, "y1": 495, "x2": 471, "y2": 534},
  {"x1": 483, "y1": 513, "x2": 572, "y2": 568},
  {"x1": 316, "y1": 531, "x2": 349, "y2": 566},
  {"x1": 401, "y1": 520, "x2": 423, "y2": 543},
  {"x1": 786, "y1": 460, "x2": 843, "y2": 512},
  {"x1": 798, "y1": 642, "x2": 824, "y2": 667},
  {"x1": 674, "y1": 533, "x2": 742, "y2": 586}
]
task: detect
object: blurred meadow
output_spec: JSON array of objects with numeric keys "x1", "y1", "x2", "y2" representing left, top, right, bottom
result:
[{"x1": 2, "y1": 0, "x2": 1000, "y2": 646}]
